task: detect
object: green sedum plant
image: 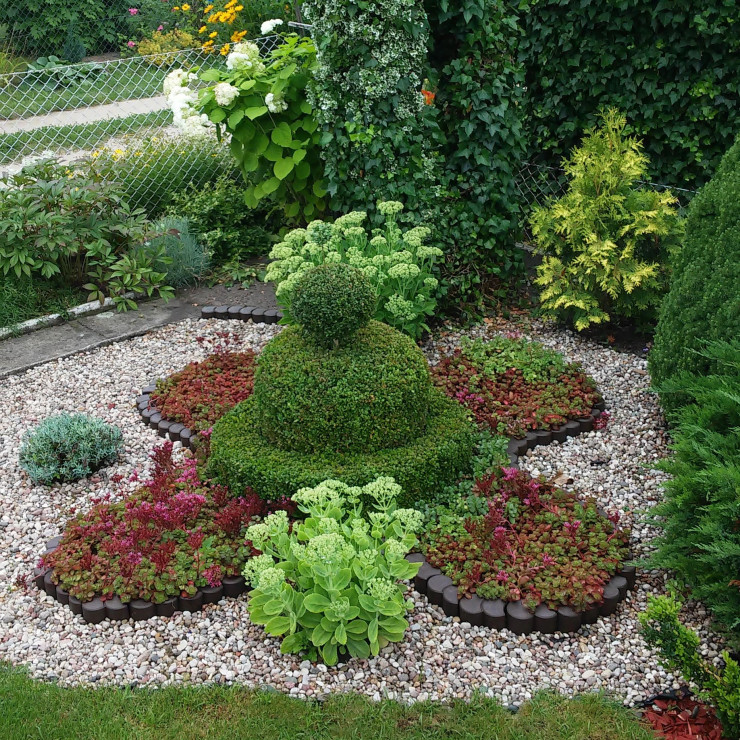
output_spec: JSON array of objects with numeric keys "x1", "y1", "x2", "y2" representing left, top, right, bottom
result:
[
  {"x1": 19, "y1": 413, "x2": 123, "y2": 484},
  {"x1": 243, "y1": 477, "x2": 422, "y2": 665},
  {"x1": 649, "y1": 136, "x2": 740, "y2": 400},
  {"x1": 640, "y1": 594, "x2": 740, "y2": 738},
  {"x1": 530, "y1": 109, "x2": 683, "y2": 330},
  {"x1": 290, "y1": 264, "x2": 377, "y2": 349},
  {"x1": 0, "y1": 160, "x2": 173, "y2": 310},
  {"x1": 265, "y1": 202, "x2": 443, "y2": 340}
]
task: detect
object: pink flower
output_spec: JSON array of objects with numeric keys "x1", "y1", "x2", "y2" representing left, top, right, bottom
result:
[
  {"x1": 129, "y1": 7, "x2": 139, "y2": 14},
  {"x1": 157, "y1": 25, "x2": 164, "y2": 30},
  {"x1": 502, "y1": 467, "x2": 519, "y2": 481},
  {"x1": 496, "y1": 570, "x2": 509, "y2": 583},
  {"x1": 127, "y1": 40, "x2": 136, "y2": 48}
]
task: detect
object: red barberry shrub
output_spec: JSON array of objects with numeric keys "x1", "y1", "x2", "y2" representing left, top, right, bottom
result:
[
  {"x1": 422, "y1": 467, "x2": 628, "y2": 611},
  {"x1": 150, "y1": 351, "x2": 257, "y2": 432},
  {"x1": 42, "y1": 442, "x2": 292, "y2": 603}
]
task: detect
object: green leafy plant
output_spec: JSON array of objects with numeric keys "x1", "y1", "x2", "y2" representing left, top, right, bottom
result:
[
  {"x1": 290, "y1": 264, "x2": 376, "y2": 349},
  {"x1": 530, "y1": 109, "x2": 683, "y2": 331},
  {"x1": 19, "y1": 413, "x2": 123, "y2": 484},
  {"x1": 518, "y1": 1, "x2": 740, "y2": 188},
  {"x1": 0, "y1": 160, "x2": 173, "y2": 310},
  {"x1": 165, "y1": 174, "x2": 276, "y2": 262},
  {"x1": 647, "y1": 342, "x2": 740, "y2": 647},
  {"x1": 243, "y1": 477, "x2": 422, "y2": 665},
  {"x1": 191, "y1": 34, "x2": 326, "y2": 224},
  {"x1": 640, "y1": 594, "x2": 740, "y2": 738},
  {"x1": 25, "y1": 56, "x2": 103, "y2": 88},
  {"x1": 424, "y1": 0, "x2": 527, "y2": 316},
  {"x1": 649, "y1": 136, "x2": 740, "y2": 401},
  {"x1": 302, "y1": 0, "x2": 439, "y2": 219},
  {"x1": 265, "y1": 202, "x2": 443, "y2": 340}
]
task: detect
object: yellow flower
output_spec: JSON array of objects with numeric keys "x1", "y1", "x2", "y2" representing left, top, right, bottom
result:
[
  {"x1": 235, "y1": 4, "x2": 243, "y2": 9},
  {"x1": 173, "y1": 5, "x2": 180, "y2": 10},
  {"x1": 181, "y1": 2, "x2": 190, "y2": 9},
  {"x1": 230, "y1": 29, "x2": 246, "y2": 42},
  {"x1": 220, "y1": 43, "x2": 230, "y2": 55},
  {"x1": 209, "y1": 31, "x2": 218, "y2": 38},
  {"x1": 203, "y1": 4, "x2": 213, "y2": 12},
  {"x1": 225, "y1": 0, "x2": 236, "y2": 7},
  {"x1": 199, "y1": 25, "x2": 207, "y2": 33},
  {"x1": 114, "y1": 148, "x2": 124, "y2": 155},
  {"x1": 202, "y1": 39, "x2": 214, "y2": 48},
  {"x1": 207, "y1": 13, "x2": 217, "y2": 22}
]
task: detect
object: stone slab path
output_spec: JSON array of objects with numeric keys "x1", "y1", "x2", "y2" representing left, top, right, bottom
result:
[{"x1": 0, "y1": 282, "x2": 277, "y2": 378}]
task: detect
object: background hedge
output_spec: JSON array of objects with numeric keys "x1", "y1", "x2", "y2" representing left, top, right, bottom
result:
[{"x1": 518, "y1": 0, "x2": 740, "y2": 188}]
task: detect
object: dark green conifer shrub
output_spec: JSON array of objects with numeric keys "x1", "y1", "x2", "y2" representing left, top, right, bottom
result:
[
  {"x1": 649, "y1": 137, "x2": 740, "y2": 404},
  {"x1": 649, "y1": 341, "x2": 740, "y2": 647}
]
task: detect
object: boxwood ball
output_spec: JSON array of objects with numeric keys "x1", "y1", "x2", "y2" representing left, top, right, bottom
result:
[{"x1": 291, "y1": 263, "x2": 376, "y2": 348}]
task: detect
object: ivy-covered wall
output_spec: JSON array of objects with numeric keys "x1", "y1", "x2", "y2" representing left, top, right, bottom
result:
[{"x1": 518, "y1": 0, "x2": 740, "y2": 187}]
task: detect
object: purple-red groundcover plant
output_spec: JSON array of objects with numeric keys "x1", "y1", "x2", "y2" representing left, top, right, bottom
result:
[
  {"x1": 422, "y1": 467, "x2": 629, "y2": 611},
  {"x1": 149, "y1": 332, "x2": 257, "y2": 432},
  {"x1": 431, "y1": 337, "x2": 601, "y2": 438},
  {"x1": 41, "y1": 441, "x2": 293, "y2": 603}
]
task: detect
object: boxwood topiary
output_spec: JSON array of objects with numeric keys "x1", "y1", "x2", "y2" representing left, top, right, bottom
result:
[
  {"x1": 253, "y1": 321, "x2": 431, "y2": 454},
  {"x1": 19, "y1": 413, "x2": 123, "y2": 485},
  {"x1": 205, "y1": 390, "x2": 476, "y2": 508},
  {"x1": 649, "y1": 136, "x2": 740, "y2": 411},
  {"x1": 291, "y1": 263, "x2": 376, "y2": 348}
]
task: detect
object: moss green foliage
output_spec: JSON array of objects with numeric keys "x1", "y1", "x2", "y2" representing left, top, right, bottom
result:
[
  {"x1": 518, "y1": 1, "x2": 740, "y2": 188},
  {"x1": 164, "y1": 174, "x2": 276, "y2": 262},
  {"x1": 290, "y1": 264, "x2": 376, "y2": 349},
  {"x1": 19, "y1": 413, "x2": 123, "y2": 484},
  {"x1": 0, "y1": 665, "x2": 659, "y2": 740},
  {"x1": 244, "y1": 478, "x2": 422, "y2": 665},
  {"x1": 303, "y1": 0, "x2": 438, "y2": 217},
  {"x1": 530, "y1": 109, "x2": 683, "y2": 331},
  {"x1": 206, "y1": 390, "x2": 475, "y2": 509},
  {"x1": 149, "y1": 217, "x2": 210, "y2": 288},
  {"x1": 253, "y1": 322, "x2": 433, "y2": 455},
  {"x1": 648, "y1": 342, "x2": 740, "y2": 646},
  {"x1": 424, "y1": 0, "x2": 527, "y2": 315},
  {"x1": 640, "y1": 594, "x2": 740, "y2": 738},
  {"x1": 649, "y1": 137, "x2": 740, "y2": 396}
]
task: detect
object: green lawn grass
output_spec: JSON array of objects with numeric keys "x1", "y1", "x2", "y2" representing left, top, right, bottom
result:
[
  {"x1": 0, "y1": 275, "x2": 86, "y2": 330},
  {"x1": 0, "y1": 665, "x2": 654, "y2": 740},
  {"x1": 0, "y1": 110, "x2": 170, "y2": 164}
]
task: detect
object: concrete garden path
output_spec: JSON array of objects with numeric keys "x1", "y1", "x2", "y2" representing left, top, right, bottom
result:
[{"x1": 0, "y1": 282, "x2": 277, "y2": 378}]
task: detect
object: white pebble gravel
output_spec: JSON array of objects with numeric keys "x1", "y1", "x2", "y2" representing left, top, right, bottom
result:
[{"x1": 0, "y1": 316, "x2": 724, "y2": 705}]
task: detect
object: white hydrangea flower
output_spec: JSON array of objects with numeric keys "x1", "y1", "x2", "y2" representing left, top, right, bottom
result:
[
  {"x1": 260, "y1": 18, "x2": 284, "y2": 35},
  {"x1": 163, "y1": 68, "x2": 188, "y2": 97},
  {"x1": 265, "y1": 92, "x2": 288, "y2": 113},
  {"x1": 226, "y1": 41, "x2": 265, "y2": 74},
  {"x1": 214, "y1": 82, "x2": 240, "y2": 107}
]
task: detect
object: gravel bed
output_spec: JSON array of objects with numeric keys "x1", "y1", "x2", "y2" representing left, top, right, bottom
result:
[{"x1": 0, "y1": 317, "x2": 724, "y2": 705}]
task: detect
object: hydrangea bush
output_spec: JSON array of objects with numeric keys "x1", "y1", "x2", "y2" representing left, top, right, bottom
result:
[
  {"x1": 265, "y1": 201, "x2": 443, "y2": 339},
  {"x1": 164, "y1": 34, "x2": 326, "y2": 224},
  {"x1": 243, "y1": 477, "x2": 423, "y2": 665}
]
